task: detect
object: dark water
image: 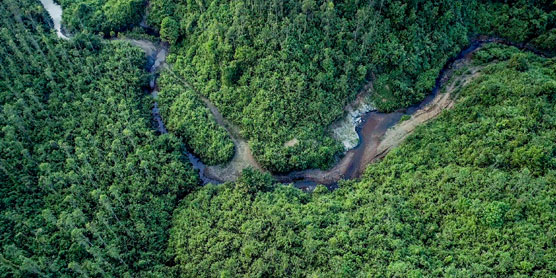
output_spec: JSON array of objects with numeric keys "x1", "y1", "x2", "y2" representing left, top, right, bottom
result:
[
  {"x1": 342, "y1": 111, "x2": 403, "y2": 179},
  {"x1": 142, "y1": 43, "x2": 221, "y2": 185},
  {"x1": 38, "y1": 0, "x2": 548, "y2": 189},
  {"x1": 276, "y1": 36, "x2": 547, "y2": 189}
]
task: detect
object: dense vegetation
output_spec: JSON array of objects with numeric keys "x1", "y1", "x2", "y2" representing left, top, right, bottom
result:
[
  {"x1": 4, "y1": 0, "x2": 556, "y2": 277},
  {"x1": 57, "y1": 0, "x2": 145, "y2": 34},
  {"x1": 169, "y1": 45, "x2": 556, "y2": 277},
  {"x1": 157, "y1": 72, "x2": 235, "y2": 165},
  {"x1": 47, "y1": 0, "x2": 556, "y2": 171},
  {"x1": 0, "y1": 0, "x2": 198, "y2": 276},
  {"x1": 142, "y1": 0, "x2": 554, "y2": 172}
]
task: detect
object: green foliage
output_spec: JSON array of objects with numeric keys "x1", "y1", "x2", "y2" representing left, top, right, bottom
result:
[
  {"x1": 51, "y1": 0, "x2": 555, "y2": 172},
  {"x1": 160, "y1": 16, "x2": 179, "y2": 44},
  {"x1": 234, "y1": 168, "x2": 274, "y2": 195},
  {"x1": 169, "y1": 46, "x2": 556, "y2": 277},
  {"x1": 145, "y1": 0, "x2": 555, "y2": 172},
  {"x1": 532, "y1": 28, "x2": 556, "y2": 53},
  {"x1": 0, "y1": 1, "x2": 197, "y2": 276},
  {"x1": 58, "y1": 0, "x2": 145, "y2": 34},
  {"x1": 4, "y1": 1, "x2": 556, "y2": 277},
  {"x1": 399, "y1": 114, "x2": 411, "y2": 122},
  {"x1": 471, "y1": 1, "x2": 556, "y2": 43},
  {"x1": 157, "y1": 72, "x2": 235, "y2": 165},
  {"x1": 509, "y1": 53, "x2": 530, "y2": 71}
]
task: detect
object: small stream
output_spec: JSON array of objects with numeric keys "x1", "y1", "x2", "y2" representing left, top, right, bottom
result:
[
  {"x1": 39, "y1": 0, "x2": 219, "y2": 185},
  {"x1": 39, "y1": 0, "x2": 68, "y2": 39},
  {"x1": 133, "y1": 40, "x2": 222, "y2": 185},
  {"x1": 40, "y1": 1, "x2": 549, "y2": 191}
]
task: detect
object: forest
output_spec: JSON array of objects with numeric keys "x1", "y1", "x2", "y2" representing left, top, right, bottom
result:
[
  {"x1": 145, "y1": 0, "x2": 556, "y2": 171},
  {"x1": 50, "y1": 0, "x2": 556, "y2": 172},
  {"x1": 170, "y1": 45, "x2": 556, "y2": 277},
  {"x1": 1, "y1": 0, "x2": 196, "y2": 276},
  {"x1": 56, "y1": 0, "x2": 145, "y2": 34},
  {"x1": 1, "y1": 0, "x2": 555, "y2": 277},
  {"x1": 157, "y1": 72, "x2": 235, "y2": 165}
]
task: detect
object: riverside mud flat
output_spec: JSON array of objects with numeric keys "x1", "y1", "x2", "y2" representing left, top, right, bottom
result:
[
  {"x1": 276, "y1": 38, "x2": 496, "y2": 190},
  {"x1": 38, "y1": 0, "x2": 548, "y2": 189}
]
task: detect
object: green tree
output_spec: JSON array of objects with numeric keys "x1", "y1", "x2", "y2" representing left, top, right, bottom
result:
[{"x1": 160, "y1": 16, "x2": 179, "y2": 44}]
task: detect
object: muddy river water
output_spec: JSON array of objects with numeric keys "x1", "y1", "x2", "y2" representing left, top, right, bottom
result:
[{"x1": 40, "y1": 2, "x2": 547, "y2": 190}]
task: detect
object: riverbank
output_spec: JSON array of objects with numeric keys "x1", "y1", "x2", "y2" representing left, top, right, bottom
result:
[{"x1": 39, "y1": 0, "x2": 551, "y2": 190}]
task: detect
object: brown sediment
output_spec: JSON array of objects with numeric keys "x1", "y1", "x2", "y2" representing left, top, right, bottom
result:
[
  {"x1": 276, "y1": 47, "x2": 486, "y2": 186},
  {"x1": 119, "y1": 36, "x2": 264, "y2": 183},
  {"x1": 120, "y1": 37, "x2": 540, "y2": 188},
  {"x1": 374, "y1": 67, "x2": 482, "y2": 159},
  {"x1": 40, "y1": 0, "x2": 551, "y2": 188},
  {"x1": 200, "y1": 94, "x2": 265, "y2": 181},
  {"x1": 162, "y1": 66, "x2": 265, "y2": 181}
]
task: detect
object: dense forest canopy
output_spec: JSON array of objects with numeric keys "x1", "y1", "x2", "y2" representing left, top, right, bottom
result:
[
  {"x1": 169, "y1": 45, "x2": 556, "y2": 277},
  {"x1": 57, "y1": 0, "x2": 145, "y2": 34},
  {"x1": 52, "y1": 0, "x2": 556, "y2": 172},
  {"x1": 1, "y1": 0, "x2": 197, "y2": 276},
  {"x1": 157, "y1": 72, "x2": 235, "y2": 165},
  {"x1": 149, "y1": 0, "x2": 555, "y2": 172},
  {"x1": 1, "y1": 0, "x2": 556, "y2": 277}
]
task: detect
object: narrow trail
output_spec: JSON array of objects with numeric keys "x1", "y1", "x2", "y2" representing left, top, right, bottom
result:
[
  {"x1": 162, "y1": 68, "x2": 265, "y2": 181},
  {"x1": 40, "y1": 1, "x2": 552, "y2": 189},
  {"x1": 108, "y1": 29, "x2": 265, "y2": 183}
]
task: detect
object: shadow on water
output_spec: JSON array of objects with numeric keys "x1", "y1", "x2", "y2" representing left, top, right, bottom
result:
[
  {"x1": 38, "y1": 0, "x2": 551, "y2": 190},
  {"x1": 277, "y1": 36, "x2": 551, "y2": 189}
]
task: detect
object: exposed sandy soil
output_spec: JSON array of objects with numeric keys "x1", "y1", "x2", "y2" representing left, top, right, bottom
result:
[
  {"x1": 284, "y1": 138, "x2": 299, "y2": 147},
  {"x1": 199, "y1": 95, "x2": 265, "y2": 181},
  {"x1": 375, "y1": 67, "x2": 482, "y2": 162},
  {"x1": 123, "y1": 39, "x2": 158, "y2": 57},
  {"x1": 276, "y1": 60, "x2": 483, "y2": 185},
  {"x1": 162, "y1": 68, "x2": 265, "y2": 182},
  {"x1": 117, "y1": 37, "x2": 265, "y2": 182}
]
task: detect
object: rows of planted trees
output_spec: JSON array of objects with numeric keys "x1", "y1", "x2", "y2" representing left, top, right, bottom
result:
[
  {"x1": 169, "y1": 45, "x2": 556, "y2": 277},
  {"x1": 0, "y1": 0, "x2": 198, "y2": 276}
]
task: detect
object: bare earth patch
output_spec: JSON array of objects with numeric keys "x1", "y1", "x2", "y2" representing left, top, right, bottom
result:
[
  {"x1": 375, "y1": 67, "x2": 482, "y2": 161},
  {"x1": 284, "y1": 138, "x2": 299, "y2": 148}
]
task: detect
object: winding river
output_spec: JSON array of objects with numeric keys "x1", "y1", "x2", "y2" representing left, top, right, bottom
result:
[
  {"x1": 40, "y1": 2, "x2": 549, "y2": 190},
  {"x1": 39, "y1": 0, "x2": 220, "y2": 184},
  {"x1": 278, "y1": 36, "x2": 549, "y2": 190}
]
